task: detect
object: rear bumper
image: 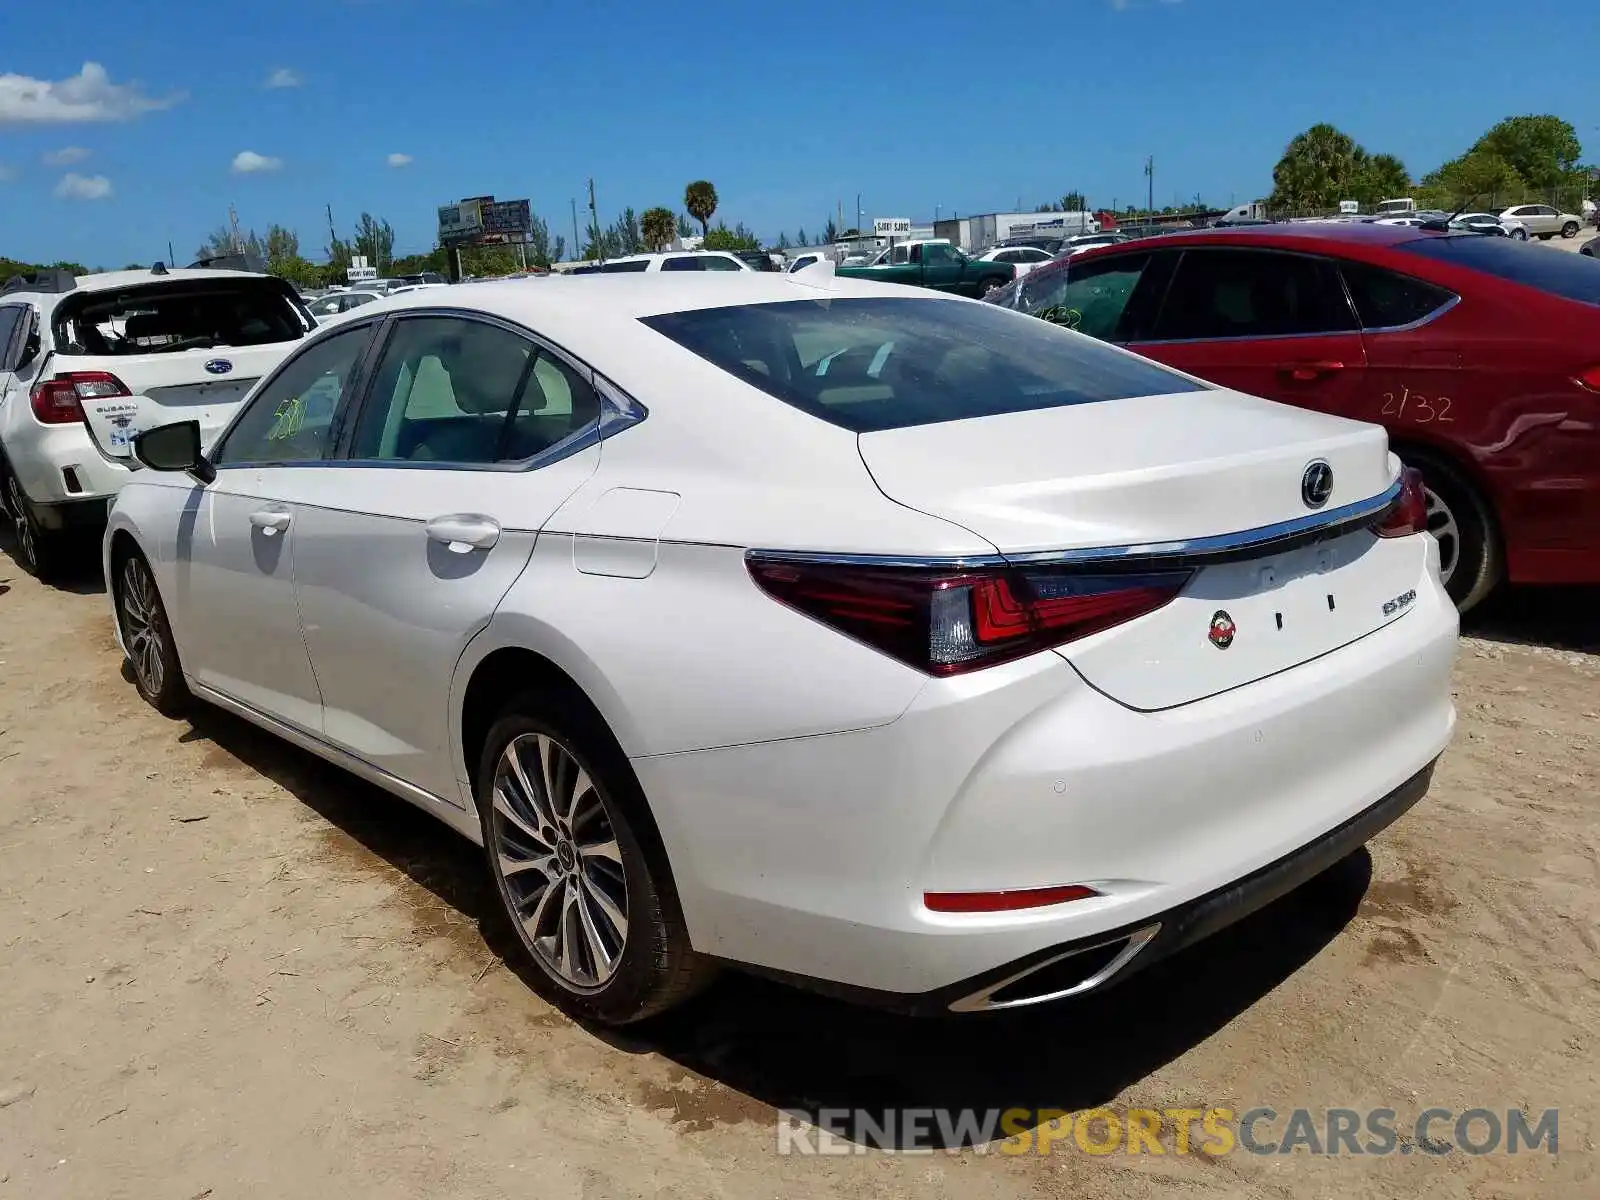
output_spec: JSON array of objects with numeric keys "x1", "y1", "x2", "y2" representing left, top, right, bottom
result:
[
  {"x1": 633, "y1": 540, "x2": 1458, "y2": 1002},
  {"x1": 6, "y1": 420, "x2": 133, "y2": 506}
]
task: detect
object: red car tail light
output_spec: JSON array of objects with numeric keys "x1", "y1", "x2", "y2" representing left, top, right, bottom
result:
[
  {"x1": 746, "y1": 556, "x2": 1191, "y2": 676},
  {"x1": 30, "y1": 371, "x2": 130, "y2": 425},
  {"x1": 1576, "y1": 364, "x2": 1600, "y2": 393},
  {"x1": 925, "y1": 884, "x2": 1100, "y2": 913},
  {"x1": 1373, "y1": 467, "x2": 1428, "y2": 539}
]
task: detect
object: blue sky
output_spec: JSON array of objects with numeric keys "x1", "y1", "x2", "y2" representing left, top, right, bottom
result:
[{"x1": 1, "y1": 0, "x2": 1593, "y2": 266}]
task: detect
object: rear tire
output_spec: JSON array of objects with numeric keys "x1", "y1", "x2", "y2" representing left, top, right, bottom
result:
[
  {"x1": 3, "y1": 470, "x2": 63, "y2": 581},
  {"x1": 475, "y1": 694, "x2": 712, "y2": 1025},
  {"x1": 1561, "y1": 221, "x2": 1579, "y2": 239},
  {"x1": 1403, "y1": 451, "x2": 1501, "y2": 614}
]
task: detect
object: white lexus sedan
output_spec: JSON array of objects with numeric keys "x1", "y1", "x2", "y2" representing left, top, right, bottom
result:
[{"x1": 103, "y1": 269, "x2": 1458, "y2": 1024}]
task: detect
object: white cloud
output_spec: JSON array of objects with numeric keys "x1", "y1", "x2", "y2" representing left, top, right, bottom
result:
[
  {"x1": 54, "y1": 172, "x2": 113, "y2": 200},
  {"x1": 265, "y1": 67, "x2": 303, "y2": 89},
  {"x1": 0, "y1": 62, "x2": 182, "y2": 124},
  {"x1": 43, "y1": 146, "x2": 90, "y2": 166},
  {"x1": 386, "y1": 152, "x2": 413, "y2": 167},
  {"x1": 231, "y1": 150, "x2": 283, "y2": 174}
]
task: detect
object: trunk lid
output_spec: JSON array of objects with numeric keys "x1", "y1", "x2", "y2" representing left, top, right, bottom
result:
[
  {"x1": 857, "y1": 389, "x2": 1421, "y2": 709},
  {"x1": 65, "y1": 344, "x2": 294, "y2": 458}
]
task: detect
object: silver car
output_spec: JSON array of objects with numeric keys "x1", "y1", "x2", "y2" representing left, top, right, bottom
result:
[{"x1": 1498, "y1": 204, "x2": 1584, "y2": 240}]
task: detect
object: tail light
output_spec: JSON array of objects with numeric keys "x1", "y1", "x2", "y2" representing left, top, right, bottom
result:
[
  {"x1": 30, "y1": 371, "x2": 130, "y2": 425},
  {"x1": 1373, "y1": 467, "x2": 1428, "y2": 538},
  {"x1": 1576, "y1": 365, "x2": 1600, "y2": 393},
  {"x1": 746, "y1": 556, "x2": 1191, "y2": 676},
  {"x1": 925, "y1": 884, "x2": 1100, "y2": 913}
]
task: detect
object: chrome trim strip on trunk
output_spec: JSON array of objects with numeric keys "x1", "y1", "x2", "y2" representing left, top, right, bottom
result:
[
  {"x1": 946, "y1": 923, "x2": 1162, "y2": 1013},
  {"x1": 747, "y1": 478, "x2": 1403, "y2": 571}
]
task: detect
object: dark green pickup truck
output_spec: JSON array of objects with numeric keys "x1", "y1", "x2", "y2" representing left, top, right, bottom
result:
[{"x1": 835, "y1": 241, "x2": 1015, "y2": 297}]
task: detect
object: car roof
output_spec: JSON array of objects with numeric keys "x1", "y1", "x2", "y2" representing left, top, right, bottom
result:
[
  {"x1": 1071, "y1": 222, "x2": 1436, "y2": 259},
  {"x1": 343, "y1": 271, "x2": 946, "y2": 366}
]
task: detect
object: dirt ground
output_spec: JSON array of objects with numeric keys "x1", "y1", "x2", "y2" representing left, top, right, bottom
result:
[{"x1": 1, "y1": 534, "x2": 1596, "y2": 1200}]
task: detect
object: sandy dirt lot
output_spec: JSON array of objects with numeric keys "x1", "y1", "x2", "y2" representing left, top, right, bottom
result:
[{"x1": 1, "y1": 534, "x2": 1596, "y2": 1199}]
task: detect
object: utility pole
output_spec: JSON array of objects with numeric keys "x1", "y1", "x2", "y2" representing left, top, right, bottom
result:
[
  {"x1": 166, "y1": 240, "x2": 175, "y2": 268},
  {"x1": 570, "y1": 198, "x2": 580, "y2": 260},
  {"x1": 1145, "y1": 155, "x2": 1154, "y2": 218},
  {"x1": 228, "y1": 203, "x2": 243, "y2": 254},
  {"x1": 588, "y1": 178, "x2": 604, "y2": 264},
  {"x1": 855, "y1": 191, "x2": 862, "y2": 235}
]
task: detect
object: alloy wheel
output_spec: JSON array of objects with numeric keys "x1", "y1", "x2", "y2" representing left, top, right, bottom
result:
[
  {"x1": 490, "y1": 732, "x2": 629, "y2": 991},
  {"x1": 6, "y1": 476, "x2": 38, "y2": 571},
  {"x1": 119, "y1": 557, "x2": 167, "y2": 696},
  {"x1": 1423, "y1": 485, "x2": 1460, "y2": 587}
]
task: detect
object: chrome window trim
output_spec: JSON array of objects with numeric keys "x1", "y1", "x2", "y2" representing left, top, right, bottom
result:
[{"x1": 746, "y1": 478, "x2": 1403, "y2": 571}]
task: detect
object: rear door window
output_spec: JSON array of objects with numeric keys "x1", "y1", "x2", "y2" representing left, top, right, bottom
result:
[
  {"x1": 702, "y1": 255, "x2": 744, "y2": 271},
  {"x1": 1148, "y1": 249, "x2": 1357, "y2": 340},
  {"x1": 1398, "y1": 234, "x2": 1600, "y2": 306},
  {"x1": 641, "y1": 295, "x2": 1204, "y2": 434},
  {"x1": 1339, "y1": 261, "x2": 1457, "y2": 328},
  {"x1": 661, "y1": 257, "x2": 705, "y2": 272},
  {"x1": 600, "y1": 259, "x2": 650, "y2": 273},
  {"x1": 0, "y1": 305, "x2": 23, "y2": 368}
]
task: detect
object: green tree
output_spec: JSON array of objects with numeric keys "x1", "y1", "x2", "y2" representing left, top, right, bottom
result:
[
  {"x1": 352, "y1": 213, "x2": 395, "y2": 273},
  {"x1": 796, "y1": 226, "x2": 808, "y2": 246},
  {"x1": 822, "y1": 217, "x2": 838, "y2": 244},
  {"x1": 1417, "y1": 150, "x2": 1525, "y2": 210},
  {"x1": 1269, "y1": 123, "x2": 1409, "y2": 212},
  {"x1": 609, "y1": 207, "x2": 644, "y2": 255},
  {"x1": 1470, "y1": 115, "x2": 1582, "y2": 191},
  {"x1": 675, "y1": 211, "x2": 693, "y2": 238},
  {"x1": 702, "y1": 222, "x2": 760, "y2": 252},
  {"x1": 1061, "y1": 190, "x2": 1088, "y2": 211},
  {"x1": 684, "y1": 180, "x2": 718, "y2": 237},
  {"x1": 641, "y1": 206, "x2": 676, "y2": 252},
  {"x1": 775, "y1": 231, "x2": 792, "y2": 250},
  {"x1": 196, "y1": 225, "x2": 266, "y2": 263},
  {"x1": 121, "y1": 262, "x2": 144, "y2": 270}
]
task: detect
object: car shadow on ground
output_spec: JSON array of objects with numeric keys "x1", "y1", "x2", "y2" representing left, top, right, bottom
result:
[
  {"x1": 182, "y1": 700, "x2": 1373, "y2": 1146},
  {"x1": 0, "y1": 525, "x2": 108, "y2": 596},
  {"x1": 1462, "y1": 585, "x2": 1599, "y2": 656}
]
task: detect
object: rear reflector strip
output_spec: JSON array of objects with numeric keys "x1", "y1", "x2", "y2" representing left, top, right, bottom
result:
[{"x1": 924, "y1": 884, "x2": 1100, "y2": 913}]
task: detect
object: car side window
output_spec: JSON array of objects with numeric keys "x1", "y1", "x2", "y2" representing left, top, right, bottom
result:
[
  {"x1": 347, "y1": 316, "x2": 599, "y2": 464},
  {"x1": 1339, "y1": 262, "x2": 1456, "y2": 329},
  {"x1": 923, "y1": 244, "x2": 958, "y2": 266},
  {"x1": 0, "y1": 305, "x2": 23, "y2": 370},
  {"x1": 702, "y1": 255, "x2": 743, "y2": 271},
  {"x1": 661, "y1": 257, "x2": 703, "y2": 272},
  {"x1": 212, "y1": 325, "x2": 374, "y2": 466},
  {"x1": 1149, "y1": 249, "x2": 1356, "y2": 340},
  {"x1": 1019, "y1": 254, "x2": 1151, "y2": 341}
]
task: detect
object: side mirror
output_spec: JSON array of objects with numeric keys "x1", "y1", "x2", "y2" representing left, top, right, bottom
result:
[{"x1": 133, "y1": 421, "x2": 216, "y2": 484}]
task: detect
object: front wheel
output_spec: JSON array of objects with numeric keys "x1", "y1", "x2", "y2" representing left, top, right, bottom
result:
[
  {"x1": 1512, "y1": 226, "x2": 1528, "y2": 241},
  {"x1": 1561, "y1": 221, "x2": 1580, "y2": 238},
  {"x1": 476, "y1": 699, "x2": 711, "y2": 1025},
  {"x1": 1407, "y1": 454, "x2": 1502, "y2": 614},
  {"x1": 115, "y1": 550, "x2": 190, "y2": 716},
  {"x1": 982, "y1": 277, "x2": 1008, "y2": 296}
]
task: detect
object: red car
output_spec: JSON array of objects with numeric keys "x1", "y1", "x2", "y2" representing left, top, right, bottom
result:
[{"x1": 989, "y1": 224, "x2": 1600, "y2": 611}]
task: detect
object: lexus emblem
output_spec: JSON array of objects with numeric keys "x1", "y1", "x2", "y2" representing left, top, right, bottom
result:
[
  {"x1": 1208, "y1": 610, "x2": 1236, "y2": 650},
  {"x1": 1301, "y1": 460, "x2": 1334, "y2": 509}
]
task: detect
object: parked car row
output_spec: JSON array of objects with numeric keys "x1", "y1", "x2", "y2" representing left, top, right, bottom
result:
[{"x1": 986, "y1": 223, "x2": 1600, "y2": 611}]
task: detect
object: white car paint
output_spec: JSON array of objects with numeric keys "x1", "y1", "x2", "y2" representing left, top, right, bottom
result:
[
  {"x1": 976, "y1": 245, "x2": 1054, "y2": 277},
  {"x1": 103, "y1": 274, "x2": 1457, "y2": 1014},
  {"x1": 568, "y1": 251, "x2": 753, "y2": 274},
  {"x1": 306, "y1": 290, "x2": 387, "y2": 322},
  {"x1": 1499, "y1": 204, "x2": 1585, "y2": 239}
]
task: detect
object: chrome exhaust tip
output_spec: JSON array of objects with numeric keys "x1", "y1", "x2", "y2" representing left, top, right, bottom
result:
[{"x1": 947, "y1": 924, "x2": 1161, "y2": 1013}]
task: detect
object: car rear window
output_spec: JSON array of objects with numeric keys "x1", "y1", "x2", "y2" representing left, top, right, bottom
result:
[
  {"x1": 640, "y1": 296, "x2": 1205, "y2": 433},
  {"x1": 53, "y1": 277, "x2": 311, "y2": 355},
  {"x1": 1398, "y1": 235, "x2": 1600, "y2": 306}
]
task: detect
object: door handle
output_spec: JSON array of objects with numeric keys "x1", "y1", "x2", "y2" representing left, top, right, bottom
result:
[
  {"x1": 1283, "y1": 361, "x2": 1345, "y2": 382},
  {"x1": 425, "y1": 514, "x2": 501, "y2": 553},
  {"x1": 249, "y1": 508, "x2": 292, "y2": 536}
]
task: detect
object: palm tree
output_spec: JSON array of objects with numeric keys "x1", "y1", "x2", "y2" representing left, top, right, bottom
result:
[
  {"x1": 1270, "y1": 123, "x2": 1361, "y2": 214},
  {"x1": 641, "y1": 207, "x2": 676, "y2": 253},
  {"x1": 684, "y1": 180, "x2": 718, "y2": 237}
]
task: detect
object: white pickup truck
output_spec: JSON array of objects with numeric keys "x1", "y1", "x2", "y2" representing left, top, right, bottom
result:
[{"x1": 0, "y1": 263, "x2": 316, "y2": 578}]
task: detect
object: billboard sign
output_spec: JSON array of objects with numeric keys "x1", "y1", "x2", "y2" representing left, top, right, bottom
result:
[
  {"x1": 481, "y1": 199, "x2": 531, "y2": 239},
  {"x1": 438, "y1": 199, "x2": 484, "y2": 243},
  {"x1": 873, "y1": 217, "x2": 912, "y2": 237}
]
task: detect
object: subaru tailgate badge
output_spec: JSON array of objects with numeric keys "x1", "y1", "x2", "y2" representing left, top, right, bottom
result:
[{"x1": 204, "y1": 359, "x2": 233, "y2": 376}]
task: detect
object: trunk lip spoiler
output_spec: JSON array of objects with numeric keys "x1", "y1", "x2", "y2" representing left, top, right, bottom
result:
[{"x1": 746, "y1": 478, "x2": 1406, "y2": 571}]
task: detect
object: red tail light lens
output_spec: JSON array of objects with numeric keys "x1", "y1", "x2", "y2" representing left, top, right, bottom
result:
[
  {"x1": 1374, "y1": 467, "x2": 1428, "y2": 539},
  {"x1": 746, "y1": 556, "x2": 1191, "y2": 676},
  {"x1": 1576, "y1": 365, "x2": 1600, "y2": 393},
  {"x1": 925, "y1": 883, "x2": 1100, "y2": 914},
  {"x1": 30, "y1": 371, "x2": 130, "y2": 425}
]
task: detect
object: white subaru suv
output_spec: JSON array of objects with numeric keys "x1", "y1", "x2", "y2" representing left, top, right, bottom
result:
[{"x1": 0, "y1": 261, "x2": 315, "y2": 577}]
